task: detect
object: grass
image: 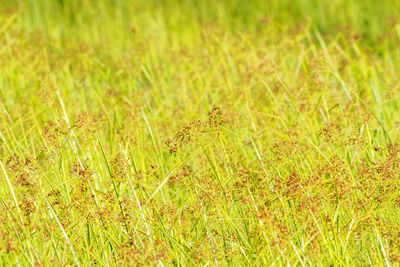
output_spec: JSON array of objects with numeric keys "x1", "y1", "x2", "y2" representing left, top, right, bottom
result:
[{"x1": 1, "y1": 0, "x2": 400, "y2": 265}]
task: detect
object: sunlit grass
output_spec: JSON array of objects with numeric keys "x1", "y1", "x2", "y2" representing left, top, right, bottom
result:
[{"x1": 1, "y1": 0, "x2": 400, "y2": 265}]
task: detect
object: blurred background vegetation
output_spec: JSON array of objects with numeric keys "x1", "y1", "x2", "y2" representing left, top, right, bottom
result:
[{"x1": 2, "y1": 0, "x2": 400, "y2": 46}]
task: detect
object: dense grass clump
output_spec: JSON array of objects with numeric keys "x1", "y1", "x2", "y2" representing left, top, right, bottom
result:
[{"x1": 1, "y1": 0, "x2": 400, "y2": 265}]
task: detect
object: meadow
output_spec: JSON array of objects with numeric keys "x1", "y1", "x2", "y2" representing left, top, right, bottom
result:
[{"x1": 1, "y1": 0, "x2": 400, "y2": 265}]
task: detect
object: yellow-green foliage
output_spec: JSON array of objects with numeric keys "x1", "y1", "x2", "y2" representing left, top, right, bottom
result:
[{"x1": 1, "y1": 0, "x2": 400, "y2": 265}]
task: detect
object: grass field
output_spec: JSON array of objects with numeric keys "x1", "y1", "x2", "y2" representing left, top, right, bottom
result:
[{"x1": 1, "y1": 0, "x2": 400, "y2": 265}]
